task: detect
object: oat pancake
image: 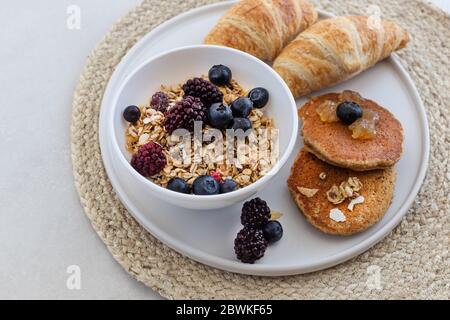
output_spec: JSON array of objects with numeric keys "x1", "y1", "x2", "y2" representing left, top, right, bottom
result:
[
  {"x1": 299, "y1": 91, "x2": 404, "y2": 171},
  {"x1": 287, "y1": 150, "x2": 396, "y2": 235}
]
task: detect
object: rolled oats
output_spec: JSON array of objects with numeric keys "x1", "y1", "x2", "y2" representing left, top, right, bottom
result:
[{"x1": 125, "y1": 78, "x2": 276, "y2": 190}]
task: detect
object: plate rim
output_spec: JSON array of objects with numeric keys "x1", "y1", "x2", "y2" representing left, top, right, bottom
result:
[{"x1": 98, "y1": 1, "x2": 430, "y2": 276}]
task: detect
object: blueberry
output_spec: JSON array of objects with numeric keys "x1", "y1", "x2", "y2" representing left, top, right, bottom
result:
[
  {"x1": 123, "y1": 105, "x2": 141, "y2": 123},
  {"x1": 336, "y1": 101, "x2": 363, "y2": 125},
  {"x1": 231, "y1": 97, "x2": 253, "y2": 117},
  {"x1": 248, "y1": 87, "x2": 269, "y2": 109},
  {"x1": 262, "y1": 221, "x2": 283, "y2": 243},
  {"x1": 167, "y1": 177, "x2": 191, "y2": 194},
  {"x1": 230, "y1": 118, "x2": 252, "y2": 131},
  {"x1": 192, "y1": 175, "x2": 220, "y2": 195},
  {"x1": 208, "y1": 65, "x2": 232, "y2": 86},
  {"x1": 208, "y1": 103, "x2": 233, "y2": 129},
  {"x1": 220, "y1": 178, "x2": 238, "y2": 193}
]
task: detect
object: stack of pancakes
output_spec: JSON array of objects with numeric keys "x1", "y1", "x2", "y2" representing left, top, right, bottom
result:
[{"x1": 288, "y1": 91, "x2": 404, "y2": 235}]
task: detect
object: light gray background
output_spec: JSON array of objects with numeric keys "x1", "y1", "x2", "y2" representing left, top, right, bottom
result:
[{"x1": 0, "y1": 0, "x2": 448, "y2": 300}]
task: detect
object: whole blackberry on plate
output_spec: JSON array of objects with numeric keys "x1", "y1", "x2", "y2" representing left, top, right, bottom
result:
[
  {"x1": 234, "y1": 227, "x2": 268, "y2": 264},
  {"x1": 131, "y1": 141, "x2": 166, "y2": 177},
  {"x1": 164, "y1": 96, "x2": 206, "y2": 134},
  {"x1": 241, "y1": 197, "x2": 271, "y2": 228},
  {"x1": 150, "y1": 91, "x2": 169, "y2": 113},
  {"x1": 182, "y1": 78, "x2": 223, "y2": 107}
]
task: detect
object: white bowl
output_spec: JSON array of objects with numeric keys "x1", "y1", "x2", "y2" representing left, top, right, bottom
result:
[{"x1": 108, "y1": 45, "x2": 298, "y2": 210}]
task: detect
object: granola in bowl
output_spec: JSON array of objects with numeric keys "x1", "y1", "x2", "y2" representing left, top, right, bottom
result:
[{"x1": 123, "y1": 65, "x2": 278, "y2": 195}]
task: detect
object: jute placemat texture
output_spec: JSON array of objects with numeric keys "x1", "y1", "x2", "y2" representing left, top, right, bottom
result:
[{"x1": 71, "y1": 0, "x2": 449, "y2": 299}]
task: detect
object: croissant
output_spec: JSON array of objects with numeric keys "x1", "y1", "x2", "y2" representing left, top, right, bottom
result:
[
  {"x1": 204, "y1": 0, "x2": 318, "y2": 62},
  {"x1": 273, "y1": 16, "x2": 410, "y2": 98}
]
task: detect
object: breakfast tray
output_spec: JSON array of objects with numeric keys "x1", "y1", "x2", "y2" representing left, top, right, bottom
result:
[{"x1": 71, "y1": 0, "x2": 449, "y2": 299}]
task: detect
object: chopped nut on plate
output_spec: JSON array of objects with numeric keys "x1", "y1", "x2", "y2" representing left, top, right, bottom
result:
[{"x1": 270, "y1": 211, "x2": 283, "y2": 220}]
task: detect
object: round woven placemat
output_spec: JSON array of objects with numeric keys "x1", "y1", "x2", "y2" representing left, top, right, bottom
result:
[{"x1": 71, "y1": 0, "x2": 449, "y2": 299}]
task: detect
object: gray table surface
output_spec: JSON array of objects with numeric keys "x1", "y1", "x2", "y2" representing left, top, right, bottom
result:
[{"x1": 0, "y1": 0, "x2": 448, "y2": 300}]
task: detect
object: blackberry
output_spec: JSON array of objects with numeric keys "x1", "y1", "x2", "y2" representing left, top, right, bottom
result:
[
  {"x1": 164, "y1": 96, "x2": 206, "y2": 134},
  {"x1": 150, "y1": 91, "x2": 169, "y2": 113},
  {"x1": 241, "y1": 197, "x2": 271, "y2": 228},
  {"x1": 182, "y1": 78, "x2": 223, "y2": 107},
  {"x1": 234, "y1": 227, "x2": 268, "y2": 264},
  {"x1": 131, "y1": 141, "x2": 166, "y2": 177}
]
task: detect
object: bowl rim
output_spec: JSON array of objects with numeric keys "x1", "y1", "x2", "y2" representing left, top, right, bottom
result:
[{"x1": 108, "y1": 44, "x2": 298, "y2": 202}]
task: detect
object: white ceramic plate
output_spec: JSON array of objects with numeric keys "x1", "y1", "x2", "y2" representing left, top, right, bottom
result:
[{"x1": 99, "y1": 1, "x2": 429, "y2": 276}]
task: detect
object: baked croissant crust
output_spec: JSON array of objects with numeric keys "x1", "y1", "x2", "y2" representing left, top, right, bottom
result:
[
  {"x1": 204, "y1": 0, "x2": 318, "y2": 62},
  {"x1": 273, "y1": 16, "x2": 410, "y2": 98}
]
